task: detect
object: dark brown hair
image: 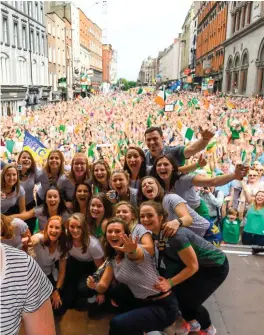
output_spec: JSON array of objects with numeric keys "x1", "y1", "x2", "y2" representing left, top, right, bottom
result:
[
  {"x1": 137, "y1": 176, "x2": 165, "y2": 204},
  {"x1": 124, "y1": 146, "x2": 147, "y2": 180},
  {"x1": 44, "y1": 150, "x2": 65, "y2": 177},
  {"x1": 91, "y1": 159, "x2": 111, "y2": 191},
  {"x1": 144, "y1": 126, "x2": 163, "y2": 137},
  {"x1": 17, "y1": 150, "x2": 37, "y2": 174},
  {"x1": 66, "y1": 213, "x2": 90, "y2": 254}
]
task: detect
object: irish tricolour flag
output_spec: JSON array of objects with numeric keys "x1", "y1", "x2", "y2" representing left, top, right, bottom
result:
[
  {"x1": 154, "y1": 89, "x2": 168, "y2": 107},
  {"x1": 177, "y1": 121, "x2": 194, "y2": 143}
]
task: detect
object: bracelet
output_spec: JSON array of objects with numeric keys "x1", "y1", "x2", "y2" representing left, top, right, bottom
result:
[{"x1": 168, "y1": 278, "x2": 173, "y2": 288}]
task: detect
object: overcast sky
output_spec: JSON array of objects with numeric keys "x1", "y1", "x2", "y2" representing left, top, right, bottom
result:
[{"x1": 74, "y1": 0, "x2": 193, "y2": 81}]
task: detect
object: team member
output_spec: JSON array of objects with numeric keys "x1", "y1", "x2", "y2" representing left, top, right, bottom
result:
[
  {"x1": 72, "y1": 181, "x2": 93, "y2": 217},
  {"x1": 140, "y1": 201, "x2": 229, "y2": 335},
  {"x1": 87, "y1": 217, "x2": 180, "y2": 335},
  {"x1": 124, "y1": 146, "x2": 147, "y2": 189},
  {"x1": 91, "y1": 159, "x2": 112, "y2": 193}
]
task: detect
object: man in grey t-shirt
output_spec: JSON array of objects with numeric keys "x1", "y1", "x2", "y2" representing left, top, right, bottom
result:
[{"x1": 144, "y1": 126, "x2": 215, "y2": 168}]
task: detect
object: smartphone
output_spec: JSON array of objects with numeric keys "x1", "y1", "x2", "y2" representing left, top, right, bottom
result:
[
  {"x1": 108, "y1": 190, "x2": 117, "y2": 200},
  {"x1": 17, "y1": 164, "x2": 22, "y2": 171}
]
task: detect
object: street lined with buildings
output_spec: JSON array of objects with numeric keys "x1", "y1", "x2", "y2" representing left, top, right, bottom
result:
[{"x1": 138, "y1": 1, "x2": 264, "y2": 96}]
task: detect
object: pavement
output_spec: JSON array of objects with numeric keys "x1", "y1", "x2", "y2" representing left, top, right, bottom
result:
[{"x1": 20, "y1": 245, "x2": 264, "y2": 335}]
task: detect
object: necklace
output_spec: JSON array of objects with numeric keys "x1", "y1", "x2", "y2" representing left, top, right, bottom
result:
[{"x1": 19, "y1": 170, "x2": 30, "y2": 180}]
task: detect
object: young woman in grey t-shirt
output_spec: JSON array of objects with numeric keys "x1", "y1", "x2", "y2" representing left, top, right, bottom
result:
[{"x1": 87, "y1": 217, "x2": 180, "y2": 335}]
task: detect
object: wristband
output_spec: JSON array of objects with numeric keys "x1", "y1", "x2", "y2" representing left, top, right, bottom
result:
[
  {"x1": 168, "y1": 278, "x2": 173, "y2": 287},
  {"x1": 178, "y1": 218, "x2": 184, "y2": 227}
]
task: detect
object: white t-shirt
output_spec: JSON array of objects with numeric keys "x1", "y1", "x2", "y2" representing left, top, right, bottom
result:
[
  {"x1": 0, "y1": 244, "x2": 53, "y2": 335},
  {"x1": 69, "y1": 235, "x2": 104, "y2": 262},
  {"x1": 32, "y1": 233, "x2": 65, "y2": 276},
  {"x1": 1, "y1": 218, "x2": 28, "y2": 249}
]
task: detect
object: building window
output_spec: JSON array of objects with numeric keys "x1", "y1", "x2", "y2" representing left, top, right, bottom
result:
[
  {"x1": 28, "y1": 1, "x2": 32, "y2": 17},
  {"x1": 41, "y1": 62, "x2": 45, "y2": 85},
  {"x1": 32, "y1": 59, "x2": 37, "y2": 84},
  {"x1": 41, "y1": 35, "x2": 45, "y2": 55},
  {"x1": 36, "y1": 33, "x2": 40, "y2": 54},
  {"x1": 18, "y1": 56, "x2": 26, "y2": 85},
  {"x1": 52, "y1": 25, "x2": 55, "y2": 37},
  {"x1": 13, "y1": 22, "x2": 18, "y2": 47},
  {"x1": 53, "y1": 48, "x2": 56, "y2": 63},
  {"x1": 30, "y1": 30, "x2": 35, "y2": 52},
  {"x1": 35, "y1": 2, "x2": 38, "y2": 21},
  {"x1": 40, "y1": 7, "x2": 43, "y2": 24},
  {"x1": 58, "y1": 48, "x2": 60, "y2": 65},
  {"x1": 57, "y1": 25, "x2": 60, "y2": 38},
  {"x1": 23, "y1": 1, "x2": 27, "y2": 14},
  {"x1": 22, "y1": 26, "x2": 27, "y2": 49},
  {"x1": 48, "y1": 46, "x2": 52, "y2": 62},
  {"x1": 2, "y1": 17, "x2": 8, "y2": 44},
  {"x1": 0, "y1": 53, "x2": 9, "y2": 84},
  {"x1": 49, "y1": 72, "x2": 53, "y2": 86}
]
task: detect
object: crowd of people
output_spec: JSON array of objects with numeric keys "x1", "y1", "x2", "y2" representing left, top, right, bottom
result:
[{"x1": 1, "y1": 89, "x2": 264, "y2": 335}]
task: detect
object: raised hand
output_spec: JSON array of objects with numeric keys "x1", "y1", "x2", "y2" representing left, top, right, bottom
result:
[
  {"x1": 198, "y1": 153, "x2": 207, "y2": 168},
  {"x1": 114, "y1": 234, "x2": 139, "y2": 254},
  {"x1": 200, "y1": 127, "x2": 215, "y2": 141},
  {"x1": 234, "y1": 164, "x2": 249, "y2": 181}
]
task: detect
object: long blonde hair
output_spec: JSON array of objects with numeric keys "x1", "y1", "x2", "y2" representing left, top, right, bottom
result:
[{"x1": 114, "y1": 201, "x2": 138, "y2": 233}]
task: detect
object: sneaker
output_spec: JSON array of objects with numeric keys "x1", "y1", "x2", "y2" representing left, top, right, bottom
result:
[
  {"x1": 199, "y1": 325, "x2": 217, "y2": 335},
  {"x1": 252, "y1": 245, "x2": 264, "y2": 255},
  {"x1": 173, "y1": 321, "x2": 190, "y2": 335},
  {"x1": 189, "y1": 320, "x2": 201, "y2": 332}
]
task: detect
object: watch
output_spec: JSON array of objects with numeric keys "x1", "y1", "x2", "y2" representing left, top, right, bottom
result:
[{"x1": 178, "y1": 218, "x2": 184, "y2": 227}]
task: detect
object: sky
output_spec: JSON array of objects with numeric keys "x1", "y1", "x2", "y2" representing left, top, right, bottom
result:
[{"x1": 74, "y1": 0, "x2": 193, "y2": 81}]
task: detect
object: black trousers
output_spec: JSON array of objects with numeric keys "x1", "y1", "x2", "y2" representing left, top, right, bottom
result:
[
  {"x1": 172, "y1": 257, "x2": 229, "y2": 330},
  {"x1": 47, "y1": 273, "x2": 67, "y2": 316},
  {"x1": 25, "y1": 200, "x2": 36, "y2": 234},
  {"x1": 61, "y1": 256, "x2": 96, "y2": 311}
]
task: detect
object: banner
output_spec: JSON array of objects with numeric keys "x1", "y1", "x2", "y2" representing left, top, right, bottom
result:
[{"x1": 23, "y1": 131, "x2": 49, "y2": 163}]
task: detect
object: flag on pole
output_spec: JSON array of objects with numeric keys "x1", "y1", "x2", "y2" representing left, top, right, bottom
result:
[
  {"x1": 5, "y1": 140, "x2": 15, "y2": 156},
  {"x1": 177, "y1": 121, "x2": 194, "y2": 142},
  {"x1": 88, "y1": 143, "x2": 96, "y2": 158},
  {"x1": 23, "y1": 131, "x2": 49, "y2": 163},
  {"x1": 16, "y1": 128, "x2": 22, "y2": 138},
  {"x1": 154, "y1": 90, "x2": 166, "y2": 107}
]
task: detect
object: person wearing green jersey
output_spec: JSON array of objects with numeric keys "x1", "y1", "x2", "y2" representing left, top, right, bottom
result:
[
  {"x1": 222, "y1": 208, "x2": 241, "y2": 244},
  {"x1": 242, "y1": 190, "x2": 264, "y2": 254}
]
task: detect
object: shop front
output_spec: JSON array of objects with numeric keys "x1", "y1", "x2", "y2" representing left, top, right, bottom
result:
[{"x1": 0, "y1": 86, "x2": 27, "y2": 117}]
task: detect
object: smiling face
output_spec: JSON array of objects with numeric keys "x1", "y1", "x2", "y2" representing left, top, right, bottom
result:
[
  {"x1": 145, "y1": 131, "x2": 163, "y2": 158},
  {"x1": 248, "y1": 170, "x2": 259, "y2": 184},
  {"x1": 106, "y1": 222, "x2": 125, "y2": 248},
  {"x1": 255, "y1": 191, "x2": 264, "y2": 206},
  {"x1": 115, "y1": 204, "x2": 134, "y2": 224},
  {"x1": 48, "y1": 152, "x2": 61, "y2": 170},
  {"x1": 68, "y1": 218, "x2": 83, "y2": 241},
  {"x1": 73, "y1": 157, "x2": 86, "y2": 178},
  {"x1": 76, "y1": 184, "x2": 90, "y2": 203},
  {"x1": 140, "y1": 205, "x2": 162, "y2": 235},
  {"x1": 46, "y1": 189, "x2": 60, "y2": 210},
  {"x1": 126, "y1": 149, "x2": 143, "y2": 170},
  {"x1": 4, "y1": 167, "x2": 18, "y2": 188},
  {"x1": 94, "y1": 163, "x2": 107, "y2": 183},
  {"x1": 90, "y1": 198, "x2": 105, "y2": 219},
  {"x1": 156, "y1": 157, "x2": 174, "y2": 181},
  {"x1": 47, "y1": 219, "x2": 62, "y2": 242},
  {"x1": 141, "y1": 178, "x2": 159, "y2": 200},
  {"x1": 19, "y1": 152, "x2": 32, "y2": 170},
  {"x1": 111, "y1": 173, "x2": 129, "y2": 195}
]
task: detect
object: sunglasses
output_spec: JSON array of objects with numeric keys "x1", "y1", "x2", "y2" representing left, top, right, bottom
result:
[{"x1": 248, "y1": 174, "x2": 258, "y2": 177}]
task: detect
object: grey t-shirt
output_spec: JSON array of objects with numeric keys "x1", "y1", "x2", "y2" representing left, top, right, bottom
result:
[
  {"x1": 154, "y1": 227, "x2": 226, "y2": 279},
  {"x1": 57, "y1": 175, "x2": 75, "y2": 201},
  {"x1": 110, "y1": 247, "x2": 160, "y2": 299},
  {"x1": 34, "y1": 206, "x2": 70, "y2": 230},
  {"x1": 163, "y1": 194, "x2": 210, "y2": 237},
  {"x1": 1, "y1": 186, "x2": 25, "y2": 214},
  {"x1": 145, "y1": 145, "x2": 185, "y2": 168},
  {"x1": 132, "y1": 223, "x2": 151, "y2": 241},
  {"x1": 171, "y1": 174, "x2": 201, "y2": 209}
]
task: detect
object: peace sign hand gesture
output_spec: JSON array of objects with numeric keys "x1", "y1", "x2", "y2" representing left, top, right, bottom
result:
[{"x1": 114, "y1": 234, "x2": 139, "y2": 254}]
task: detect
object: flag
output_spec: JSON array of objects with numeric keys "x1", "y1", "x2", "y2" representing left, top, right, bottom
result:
[
  {"x1": 177, "y1": 121, "x2": 194, "y2": 142},
  {"x1": 88, "y1": 143, "x2": 96, "y2": 158},
  {"x1": 23, "y1": 131, "x2": 49, "y2": 163},
  {"x1": 154, "y1": 90, "x2": 166, "y2": 107},
  {"x1": 5, "y1": 140, "x2": 15, "y2": 155},
  {"x1": 137, "y1": 87, "x2": 143, "y2": 94},
  {"x1": 174, "y1": 100, "x2": 183, "y2": 113},
  {"x1": 226, "y1": 100, "x2": 236, "y2": 109},
  {"x1": 206, "y1": 141, "x2": 217, "y2": 153},
  {"x1": 192, "y1": 98, "x2": 199, "y2": 106},
  {"x1": 158, "y1": 109, "x2": 165, "y2": 117},
  {"x1": 16, "y1": 128, "x2": 22, "y2": 138},
  {"x1": 203, "y1": 98, "x2": 209, "y2": 110},
  {"x1": 147, "y1": 115, "x2": 152, "y2": 128},
  {"x1": 59, "y1": 124, "x2": 66, "y2": 132},
  {"x1": 241, "y1": 150, "x2": 247, "y2": 163}
]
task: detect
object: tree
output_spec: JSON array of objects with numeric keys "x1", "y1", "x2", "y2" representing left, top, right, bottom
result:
[{"x1": 117, "y1": 78, "x2": 137, "y2": 91}]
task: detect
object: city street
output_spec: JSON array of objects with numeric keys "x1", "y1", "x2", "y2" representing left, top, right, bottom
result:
[{"x1": 19, "y1": 246, "x2": 264, "y2": 335}]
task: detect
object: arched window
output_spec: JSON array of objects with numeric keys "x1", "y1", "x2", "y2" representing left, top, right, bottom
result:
[
  {"x1": 240, "y1": 50, "x2": 249, "y2": 94},
  {"x1": 17, "y1": 56, "x2": 27, "y2": 85},
  {"x1": 256, "y1": 38, "x2": 264, "y2": 94},
  {"x1": 0, "y1": 53, "x2": 9, "y2": 84},
  {"x1": 233, "y1": 53, "x2": 240, "y2": 93},
  {"x1": 225, "y1": 56, "x2": 233, "y2": 92}
]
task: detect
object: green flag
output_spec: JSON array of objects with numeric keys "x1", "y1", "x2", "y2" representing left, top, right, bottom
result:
[
  {"x1": 33, "y1": 218, "x2": 40, "y2": 234},
  {"x1": 147, "y1": 115, "x2": 152, "y2": 128},
  {"x1": 88, "y1": 143, "x2": 96, "y2": 158},
  {"x1": 158, "y1": 109, "x2": 165, "y2": 117},
  {"x1": 241, "y1": 150, "x2": 246, "y2": 163},
  {"x1": 59, "y1": 125, "x2": 66, "y2": 132},
  {"x1": 6, "y1": 140, "x2": 15, "y2": 155},
  {"x1": 137, "y1": 87, "x2": 143, "y2": 94},
  {"x1": 185, "y1": 128, "x2": 194, "y2": 141},
  {"x1": 16, "y1": 128, "x2": 22, "y2": 138}
]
